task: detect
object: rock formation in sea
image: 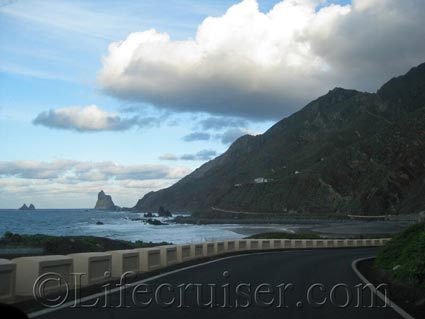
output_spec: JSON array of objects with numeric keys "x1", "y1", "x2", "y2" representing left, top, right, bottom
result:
[
  {"x1": 158, "y1": 206, "x2": 172, "y2": 217},
  {"x1": 19, "y1": 204, "x2": 35, "y2": 210},
  {"x1": 94, "y1": 190, "x2": 120, "y2": 211}
]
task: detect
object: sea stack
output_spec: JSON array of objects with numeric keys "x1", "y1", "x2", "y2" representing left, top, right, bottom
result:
[
  {"x1": 19, "y1": 204, "x2": 36, "y2": 210},
  {"x1": 158, "y1": 206, "x2": 172, "y2": 217},
  {"x1": 94, "y1": 190, "x2": 120, "y2": 211}
]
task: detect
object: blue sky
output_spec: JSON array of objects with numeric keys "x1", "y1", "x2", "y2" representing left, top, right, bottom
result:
[{"x1": 0, "y1": 0, "x2": 424, "y2": 208}]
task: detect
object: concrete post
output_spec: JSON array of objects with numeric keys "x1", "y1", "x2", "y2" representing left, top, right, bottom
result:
[
  {"x1": 68, "y1": 252, "x2": 111, "y2": 287},
  {"x1": 0, "y1": 259, "x2": 16, "y2": 303},
  {"x1": 160, "y1": 245, "x2": 178, "y2": 267},
  {"x1": 136, "y1": 248, "x2": 162, "y2": 272},
  {"x1": 191, "y1": 243, "x2": 204, "y2": 259},
  {"x1": 107, "y1": 250, "x2": 139, "y2": 278},
  {"x1": 13, "y1": 255, "x2": 73, "y2": 296},
  {"x1": 177, "y1": 244, "x2": 192, "y2": 263}
]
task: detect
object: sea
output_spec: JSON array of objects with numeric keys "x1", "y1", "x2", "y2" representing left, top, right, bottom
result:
[{"x1": 0, "y1": 209, "x2": 299, "y2": 244}]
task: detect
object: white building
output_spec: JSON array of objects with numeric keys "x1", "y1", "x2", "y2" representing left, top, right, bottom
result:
[{"x1": 254, "y1": 177, "x2": 268, "y2": 184}]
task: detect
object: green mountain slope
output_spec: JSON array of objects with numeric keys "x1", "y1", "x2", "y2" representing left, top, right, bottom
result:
[{"x1": 134, "y1": 62, "x2": 425, "y2": 215}]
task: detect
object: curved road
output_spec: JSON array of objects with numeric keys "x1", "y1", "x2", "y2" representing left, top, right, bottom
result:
[{"x1": 34, "y1": 248, "x2": 402, "y2": 319}]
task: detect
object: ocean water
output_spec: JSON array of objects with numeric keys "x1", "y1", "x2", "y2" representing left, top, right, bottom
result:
[{"x1": 0, "y1": 209, "x2": 296, "y2": 244}]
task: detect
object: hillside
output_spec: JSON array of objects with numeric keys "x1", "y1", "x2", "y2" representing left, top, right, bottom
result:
[{"x1": 134, "y1": 62, "x2": 425, "y2": 215}]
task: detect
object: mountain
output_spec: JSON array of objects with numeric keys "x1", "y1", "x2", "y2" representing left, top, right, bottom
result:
[
  {"x1": 94, "y1": 191, "x2": 120, "y2": 211},
  {"x1": 134, "y1": 62, "x2": 425, "y2": 215}
]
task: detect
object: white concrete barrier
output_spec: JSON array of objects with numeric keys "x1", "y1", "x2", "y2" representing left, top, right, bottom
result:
[
  {"x1": 225, "y1": 240, "x2": 236, "y2": 252},
  {"x1": 13, "y1": 255, "x2": 73, "y2": 296},
  {"x1": 325, "y1": 240, "x2": 335, "y2": 248},
  {"x1": 346, "y1": 239, "x2": 355, "y2": 247},
  {"x1": 293, "y1": 240, "x2": 303, "y2": 249},
  {"x1": 236, "y1": 240, "x2": 248, "y2": 250},
  {"x1": 202, "y1": 242, "x2": 216, "y2": 257},
  {"x1": 68, "y1": 252, "x2": 111, "y2": 287},
  {"x1": 336, "y1": 240, "x2": 346, "y2": 248},
  {"x1": 191, "y1": 243, "x2": 204, "y2": 259},
  {"x1": 0, "y1": 259, "x2": 16, "y2": 303},
  {"x1": 283, "y1": 239, "x2": 292, "y2": 248},
  {"x1": 272, "y1": 239, "x2": 282, "y2": 249},
  {"x1": 216, "y1": 242, "x2": 225, "y2": 255},
  {"x1": 305, "y1": 240, "x2": 314, "y2": 248},
  {"x1": 315, "y1": 240, "x2": 325, "y2": 248},
  {"x1": 107, "y1": 250, "x2": 139, "y2": 278},
  {"x1": 160, "y1": 246, "x2": 178, "y2": 267},
  {"x1": 177, "y1": 244, "x2": 192, "y2": 263},
  {"x1": 137, "y1": 248, "x2": 161, "y2": 272},
  {"x1": 248, "y1": 240, "x2": 260, "y2": 250},
  {"x1": 261, "y1": 240, "x2": 272, "y2": 250},
  {"x1": 364, "y1": 239, "x2": 373, "y2": 246},
  {"x1": 354, "y1": 239, "x2": 363, "y2": 247},
  {"x1": 381, "y1": 238, "x2": 390, "y2": 245}
]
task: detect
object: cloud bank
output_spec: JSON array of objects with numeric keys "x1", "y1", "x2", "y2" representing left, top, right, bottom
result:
[
  {"x1": 33, "y1": 105, "x2": 157, "y2": 132},
  {"x1": 0, "y1": 159, "x2": 194, "y2": 208},
  {"x1": 219, "y1": 128, "x2": 253, "y2": 144},
  {"x1": 182, "y1": 132, "x2": 211, "y2": 142},
  {"x1": 159, "y1": 153, "x2": 179, "y2": 161},
  {"x1": 0, "y1": 160, "x2": 190, "y2": 181},
  {"x1": 181, "y1": 150, "x2": 217, "y2": 161},
  {"x1": 98, "y1": 0, "x2": 425, "y2": 120}
]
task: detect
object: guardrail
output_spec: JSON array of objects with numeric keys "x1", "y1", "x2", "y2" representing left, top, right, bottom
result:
[{"x1": 0, "y1": 238, "x2": 390, "y2": 303}]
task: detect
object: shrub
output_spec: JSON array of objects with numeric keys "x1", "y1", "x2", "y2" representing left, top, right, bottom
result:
[{"x1": 375, "y1": 222, "x2": 425, "y2": 288}]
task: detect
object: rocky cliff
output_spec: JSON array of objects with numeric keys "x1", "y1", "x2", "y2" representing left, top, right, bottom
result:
[
  {"x1": 133, "y1": 62, "x2": 425, "y2": 215},
  {"x1": 94, "y1": 191, "x2": 120, "y2": 211}
]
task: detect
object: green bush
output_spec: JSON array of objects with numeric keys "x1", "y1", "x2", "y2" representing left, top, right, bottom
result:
[{"x1": 375, "y1": 222, "x2": 425, "y2": 288}]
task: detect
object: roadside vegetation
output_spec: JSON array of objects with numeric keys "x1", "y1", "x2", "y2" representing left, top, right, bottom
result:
[
  {"x1": 0, "y1": 232, "x2": 171, "y2": 257},
  {"x1": 247, "y1": 232, "x2": 393, "y2": 240},
  {"x1": 375, "y1": 222, "x2": 425, "y2": 288}
]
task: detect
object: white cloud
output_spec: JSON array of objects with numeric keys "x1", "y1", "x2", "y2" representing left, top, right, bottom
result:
[
  {"x1": 181, "y1": 149, "x2": 217, "y2": 161},
  {"x1": 0, "y1": 160, "x2": 194, "y2": 207},
  {"x1": 198, "y1": 116, "x2": 247, "y2": 131},
  {"x1": 182, "y1": 131, "x2": 211, "y2": 142},
  {"x1": 33, "y1": 105, "x2": 158, "y2": 132},
  {"x1": 0, "y1": 176, "x2": 175, "y2": 209},
  {"x1": 0, "y1": 160, "x2": 191, "y2": 181},
  {"x1": 98, "y1": 0, "x2": 425, "y2": 120},
  {"x1": 219, "y1": 128, "x2": 254, "y2": 144},
  {"x1": 159, "y1": 153, "x2": 179, "y2": 161}
]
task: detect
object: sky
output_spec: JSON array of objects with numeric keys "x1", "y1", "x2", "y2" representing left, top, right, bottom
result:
[{"x1": 0, "y1": 0, "x2": 424, "y2": 208}]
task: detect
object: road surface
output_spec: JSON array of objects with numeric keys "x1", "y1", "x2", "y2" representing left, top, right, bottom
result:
[{"x1": 34, "y1": 248, "x2": 402, "y2": 319}]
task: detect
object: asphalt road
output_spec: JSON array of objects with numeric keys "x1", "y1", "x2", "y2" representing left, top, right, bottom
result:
[{"x1": 34, "y1": 248, "x2": 402, "y2": 319}]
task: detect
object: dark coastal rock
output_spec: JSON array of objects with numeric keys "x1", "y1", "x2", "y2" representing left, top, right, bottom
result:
[
  {"x1": 19, "y1": 204, "x2": 35, "y2": 210},
  {"x1": 96, "y1": 221, "x2": 104, "y2": 225},
  {"x1": 144, "y1": 212, "x2": 154, "y2": 218},
  {"x1": 94, "y1": 190, "x2": 120, "y2": 211},
  {"x1": 146, "y1": 219, "x2": 168, "y2": 226},
  {"x1": 158, "y1": 206, "x2": 172, "y2": 217}
]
